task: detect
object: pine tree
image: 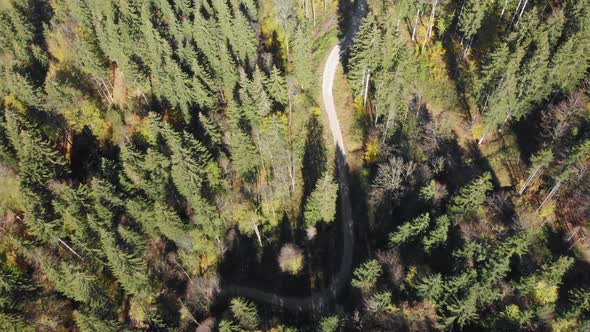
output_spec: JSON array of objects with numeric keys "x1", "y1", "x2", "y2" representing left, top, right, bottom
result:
[
  {"x1": 348, "y1": 14, "x2": 382, "y2": 96},
  {"x1": 422, "y1": 215, "x2": 450, "y2": 252},
  {"x1": 230, "y1": 297, "x2": 259, "y2": 330},
  {"x1": 0, "y1": 313, "x2": 34, "y2": 332},
  {"x1": 73, "y1": 310, "x2": 119, "y2": 332},
  {"x1": 449, "y1": 172, "x2": 493, "y2": 218},
  {"x1": 292, "y1": 27, "x2": 314, "y2": 90},
  {"x1": 98, "y1": 228, "x2": 149, "y2": 296},
  {"x1": 351, "y1": 259, "x2": 382, "y2": 291},
  {"x1": 458, "y1": 0, "x2": 491, "y2": 55},
  {"x1": 304, "y1": 172, "x2": 338, "y2": 227},
  {"x1": 389, "y1": 213, "x2": 431, "y2": 246},
  {"x1": 267, "y1": 65, "x2": 288, "y2": 105}
]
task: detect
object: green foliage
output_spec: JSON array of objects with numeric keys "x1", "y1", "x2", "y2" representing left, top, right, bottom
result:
[
  {"x1": 0, "y1": 312, "x2": 34, "y2": 332},
  {"x1": 348, "y1": 14, "x2": 382, "y2": 96},
  {"x1": 319, "y1": 316, "x2": 339, "y2": 332},
  {"x1": 389, "y1": 213, "x2": 431, "y2": 247},
  {"x1": 352, "y1": 259, "x2": 382, "y2": 291},
  {"x1": 230, "y1": 297, "x2": 259, "y2": 330},
  {"x1": 304, "y1": 172, "x2": 338, "y2": 227},
  {"x1": 416, "y1": 273, "x2": 444, "y2": 302},
  {"x1": 267, "y1": 65, "x2": 288, "y2": 105},
  {"x1": 530, "y1": 148, "x2": 554, "y2": 170},
  {"x1": 42, "y1": 261, "x2": 103, "y2": 307},
  {"x1": 419, "y1": 180, "x2": 437, "y2": 201},
  {"x1": 366, "y1": 291, "x2": 392, "y2": 314},
  {"x1": 449, "y1": 173, "x2": 493, "y2": 218},
  {"x1": 219, "y1": 319, "x2": 238, "y2": 332},
  {"x1": 422, "y1": 215, "x2": 450, "y2": 252},
  {"x1": 292, "y1": 27, "x2": 314, "y2": 91},
  {"x1": 73, "y1": 310, "x2": 119, "y2": 332}
]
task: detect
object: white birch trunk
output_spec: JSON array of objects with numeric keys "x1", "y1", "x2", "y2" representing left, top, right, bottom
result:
[
  {"x1": 422, "y1": 0, "x2": 438, "y2": 52},
  {"x1": 536, "y1": 181, "x2": 561, "y2": 212},
  {"x1": 312, "y1": 0, "x2": 316, "y2": 26},
  {"x1": 287, "y1": 94, "x2": 296, "y2": 194},
  {"x1": 253, "y1": 222, "x2": 262, "y2": 246},
  {"x1": 363, "y1": 68, "x2": 371, "y2": 108},
  {"x1": 57, "y1": 237, "x2": 83, "y2": 260},
  {"x1": 412, "y1": 8, "x2": 421, "y2": 42},
  {"x1": 478, "y1": 133, "x2": 486, "y2": 145},
  {"x1": 501, "y1": 0, "x2": 508, "y2": 18},
  {"x1": 566, "y1": 226, "x2": 580, "y2": 242},
  {"x1": 518, "y1": 166, "x2": 541, "y2": 195}
]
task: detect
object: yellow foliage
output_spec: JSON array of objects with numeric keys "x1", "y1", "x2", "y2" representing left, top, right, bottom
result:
[
  {"x1": 62, "y1": 99, "x2": 110, "y2": 140},
  {"x1": 129, "y1": 295, "x2": 151, "y2": 325},
  {"x1": 426, "y1": 42, "x2": 447, "y2": 82},
  {"x1": 503, "y1": 304, "x2": 521, "y2": 321},
  {"x1": 404, "y1": 266, "x2": 417, "y2": 287},
  {"x1": 3, "y1": 95, "x2": 26, "y2": 113},
  {"x1": 552, "y1": 318, "x2": 577, "y2": 332},
  {"x1": 278, "y1": 244, "x2": 304, "y2": 275},
  {"x1": 539, "y1": 202, "x2": 556, "y2": 219},
  {"x1": 472, "y1": 122, "x2": 484, "y2": 141},
  {"x1": 364, "y1": 135, "x2": 379, "y2": 164},
  {"x1": 311, "y1": 106, "x2": 321, "y2": 117},
  {"x1": 533, "y1": 280, "x2": 558, "y2": 304},
  {"x1": 353, "y1": 97, "x2": 364, "y2": 113},
  {"x1": 199, "y1": 253, "x2": 218, "y2": 271},
  {"x1": 47, "y1": 27, "x2": 74, "y2": 63},
  {"x1": 0, "y1": 0, "x2": 13, "y2": 11}
]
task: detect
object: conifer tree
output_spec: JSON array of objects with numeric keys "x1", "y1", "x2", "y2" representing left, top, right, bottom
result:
[
  {"x1": 348, "y1": 14, "x2": 382, "y2": 96},
  {"x1": 230, "y1": 297, "x2": 259, "y2": 330},
  {"x1": 389, "y1": 213, "x2": 431, "y2": 247},
  {"x1": 449, "y1": 172, "x2": 493, "y2": 218},
  {"x1": 351, "y1": 259, "x2": 382, "y2": 292},
  {"x1": 422, "y1": 215, "x2": 450, "y2": 252},
  {"x1": 292, "y1": 27, "x2": 314, "y2": 90},
  {"x1": 304, "y1": 172, "x2": 338, "y2": 227},
  {"x1": 267, "y1": 66, "x2": 289, "y2": 106},
  {"x1": 73, "y1": 310, "x2": 119, "y2": 332}
]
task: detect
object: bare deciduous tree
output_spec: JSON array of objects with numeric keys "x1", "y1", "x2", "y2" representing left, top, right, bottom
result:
[{"x1": 370, "y1": 157, "x2": 416, "y2": 206}]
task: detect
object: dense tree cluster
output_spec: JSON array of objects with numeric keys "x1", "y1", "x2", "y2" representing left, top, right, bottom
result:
[
  {"x1": 344, "y1": 0, "x2": 590, "y2": 331},
  {"x1": 1, "y1": 0, "x2": 589, "y2": 330},
  {"x1": 0, "y1": 0, "x2": 335, "y2": 330}
]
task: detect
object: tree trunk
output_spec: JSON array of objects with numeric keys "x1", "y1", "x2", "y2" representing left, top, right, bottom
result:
[
  {"x1": 363, "y1": 67, "x2": 370, "y2": 109},
  {"x1": 57, "y1": 237, "x2": 83, "y2": 260},
  {"x1": 501, "y1": 0, "x2": 508, "y2": 18},
  {"x1": 422, "y1": 0, "x2": 438, "y2": 52},
  {"x1": 478, "y1": 133, "x2": 486, "y2": 145},
  {"x1": 455, "y1": 0, "x2": 467, "y2": 33},
  {"x1": 312, "y1": 0, "x2": 316, "y2": 26},
  {"x1": 536, "y1": 180, "x2": 561, "y2": 212},
  {"x1": 287, "y1": 93, "x2": 296, "y2": 194},
  {"x1": 518, "y1": 166, "x2": 542, "y2": 195},
  {"x1": 253, "y1": 222, "x2": 262, "y2": 246},
  {"x1": 568, "y1": 235, "x2": 586, "y2": 250},
  {"x1": 511, "y1": 0, "x2": 523, "y2": 26},
  {"x1": 412, "y1": 8, "x2": 420, "y2": 42}
]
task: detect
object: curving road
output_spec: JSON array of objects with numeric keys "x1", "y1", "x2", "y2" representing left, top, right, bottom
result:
[
  {"x1": 214, "y1": 0, "x2": 367, "y2": 312},
  {"x1": 216, "y1": 45, "x2": 353, "y2": 313}
]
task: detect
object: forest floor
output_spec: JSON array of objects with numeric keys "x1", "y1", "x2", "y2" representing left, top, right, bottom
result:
[{"x1": 332, "y1": 65, "x2": 363, "y2": 171}]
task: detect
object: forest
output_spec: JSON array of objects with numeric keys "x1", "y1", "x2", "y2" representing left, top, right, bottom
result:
[{"x1": 0, "y1": 0, "x2": 589, "y2": 331}]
